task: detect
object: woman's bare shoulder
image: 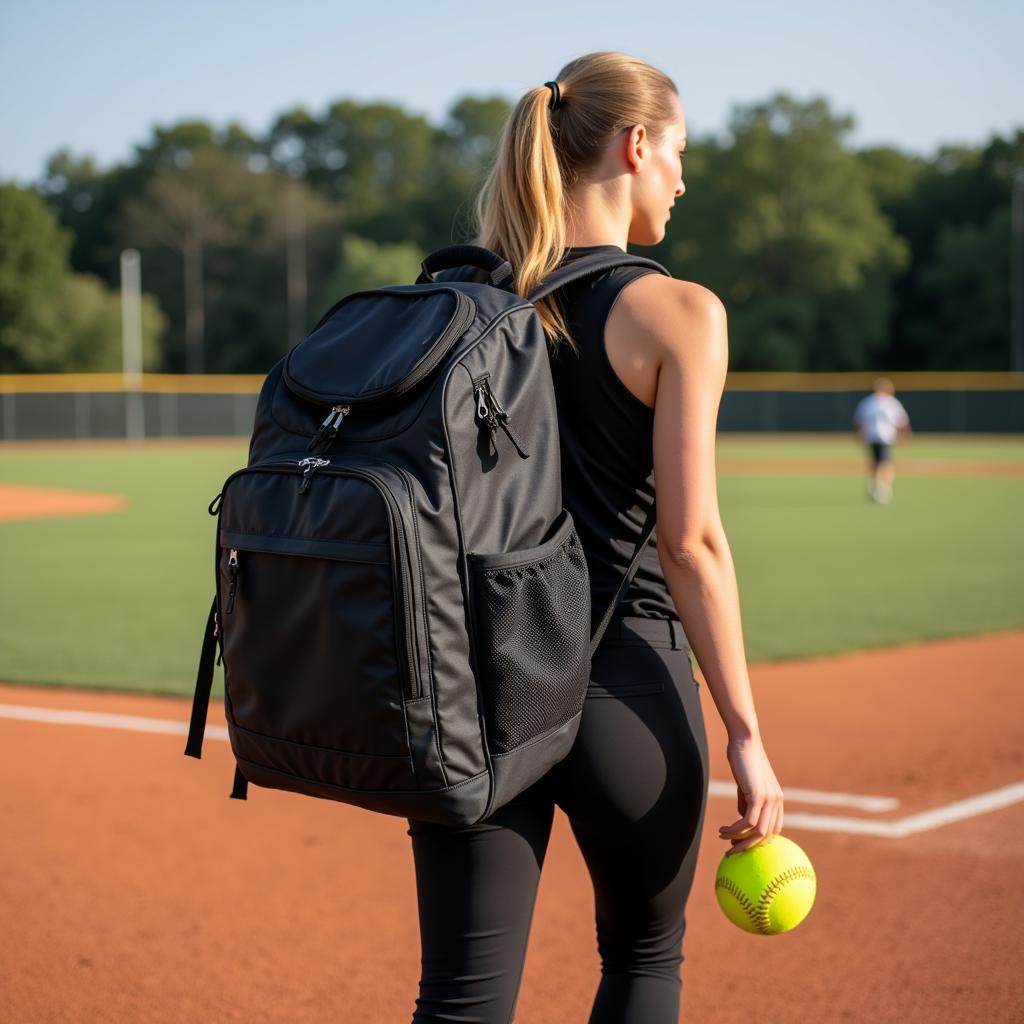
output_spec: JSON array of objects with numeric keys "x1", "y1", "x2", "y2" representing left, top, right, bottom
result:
[
  {"x1": 607, "y1": 273, "x2": 727, "y2": 363},
  {"x1": 602, "y1": 275, "x2": 726, "y2": 410}
]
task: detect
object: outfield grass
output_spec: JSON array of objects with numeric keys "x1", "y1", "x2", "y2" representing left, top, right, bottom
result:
[
  {"x1": 715, "y1": 433, "x2": 1024, "y2": 462},
  {"x1": 1, "y1": 434, "x2": 1021, "y2": 696}
]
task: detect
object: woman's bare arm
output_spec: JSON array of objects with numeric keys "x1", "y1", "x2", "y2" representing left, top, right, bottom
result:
[
  {"x1": 648, "y1": 282, "x2": 758, "y2": 740},
  {"x1": 609, "y1": 275, "x2": 784, "y2": 851}
]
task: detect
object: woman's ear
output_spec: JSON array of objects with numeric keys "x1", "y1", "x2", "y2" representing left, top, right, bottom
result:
[{"x1": 624, "y1": 124, "x2": 647, "y2": 173}]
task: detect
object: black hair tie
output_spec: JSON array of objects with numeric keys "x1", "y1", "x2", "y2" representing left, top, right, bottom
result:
[{"x1": 544, "y1": 81, "x2": 563, "y2": 111}]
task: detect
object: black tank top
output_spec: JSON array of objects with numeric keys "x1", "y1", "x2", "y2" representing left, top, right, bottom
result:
[{"x1": 548, "y1": 244, "x2": 679, "y2": 627}]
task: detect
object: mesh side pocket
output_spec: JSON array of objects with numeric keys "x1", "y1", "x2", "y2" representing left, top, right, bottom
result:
[{"x1": 468, "y1": 509, "x2": 591, "y2": 754}]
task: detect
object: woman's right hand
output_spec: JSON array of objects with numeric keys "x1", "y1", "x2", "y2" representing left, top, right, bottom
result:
[{"x1": 718, "y1": 733, "x2": 785, "y2": 856}]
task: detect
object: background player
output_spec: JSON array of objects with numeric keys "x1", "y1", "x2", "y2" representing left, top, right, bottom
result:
[{"x1": 853, "y1": 377, "x2": 912, "y2": 503}]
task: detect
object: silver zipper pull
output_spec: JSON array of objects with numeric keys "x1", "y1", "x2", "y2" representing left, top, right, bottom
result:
[
  {"x1": 308, "y1": 404, "x2": 352, "y2": 451},
  {"x1": 298, "y1": 456, "x2": 330, "y2": 495},
  {"x1": 321, "y1": 404, "x2": 351, "y2": 449},
  {"x1": 483, "y1": 381, "x2": 530, "y2": 459},
  {"x1": 475, "y1": 385, "x2": 490, "y2": 422}
]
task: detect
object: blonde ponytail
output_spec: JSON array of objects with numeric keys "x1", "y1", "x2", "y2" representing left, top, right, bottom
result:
[{"x1": 472, "y1": 51, "x2": 678, "y2": 353}]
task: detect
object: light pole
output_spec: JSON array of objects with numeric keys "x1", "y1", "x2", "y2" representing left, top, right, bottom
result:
[
  {"x1": 286, "y1": 182, "x2": 308, "y2": 344},
  {"x1": 120, "y1": 248, "x2": 145, "y2": 441},
  {"x1": 1012, "y1": 168, "x2": 1024, "y2": 372}
]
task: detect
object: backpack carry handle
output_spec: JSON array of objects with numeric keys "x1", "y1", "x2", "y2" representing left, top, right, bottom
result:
[{"x1": 418, "y1": 245, "x2": 515, "y2": 290}]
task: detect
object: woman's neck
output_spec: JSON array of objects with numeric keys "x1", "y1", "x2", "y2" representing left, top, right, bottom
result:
[{"x1": 564, "y1": 180, "x2": 630, "y2": 251}]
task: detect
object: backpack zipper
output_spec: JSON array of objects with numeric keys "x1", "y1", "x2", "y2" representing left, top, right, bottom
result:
[
  {"x1": 225, "y1": 548, "x2": 239, "y2": 613},
  {"x1": 215, "y1": 458, "x2": 423, "y2": 700},
  {"x1": 307, "y1": 405, "x2": 351, "y2": 454},
  {"x1": 473, "y1": 376, "x2": 498, "y2": 432},
  {"x1": 297, "y1": 456, "x2": 331, "y2": 494},
  {"x1": 472, "y1": 375, "x2": 531, "y2": 459}
]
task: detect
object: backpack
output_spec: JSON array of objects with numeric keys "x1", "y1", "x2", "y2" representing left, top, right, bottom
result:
[{"x1": 184, "y1": 243, "x2": 670, "y2": 826}]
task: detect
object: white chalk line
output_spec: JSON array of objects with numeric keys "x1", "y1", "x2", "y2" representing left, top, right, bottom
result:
[
  {"x1": 778, "y1": 781, "x2": 1024, "y2": 837},
  {"x1": 0, "y1": 703, "x2": 230, "y2": 742},
  {"x1": 2, "y1": 703, "x2": 1022, "y2": 837},
  {"x1": 708, "y1": 780, "x2": 898, "y2": 812}
]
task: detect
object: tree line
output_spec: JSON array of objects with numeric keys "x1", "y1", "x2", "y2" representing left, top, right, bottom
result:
[{"x1": 1, "y1": 91, "x2": 1021, "y2": 374}]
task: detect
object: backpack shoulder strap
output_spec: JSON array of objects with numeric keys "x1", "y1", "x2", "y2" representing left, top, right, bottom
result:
[
  {"x1": 530, "y1": 252, "x2": 670, "y2": 654},
  {"x1": 528, "y1": 251, "x2": 670, "y2": 303},
  {"x1": 432, "y1": 251, "x2": 671, "y2": 297},
  {"x1": 589, "y1": 504, "x2": 657, "y2": 656}
]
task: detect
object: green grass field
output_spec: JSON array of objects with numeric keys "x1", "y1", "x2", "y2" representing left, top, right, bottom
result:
[{"x1": 1, "y1": 434, "x2": 1021, "y2": 696}]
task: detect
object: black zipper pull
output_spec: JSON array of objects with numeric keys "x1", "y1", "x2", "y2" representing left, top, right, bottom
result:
[
  {"x1": 213, "y1": 610, "x2": 224, "y2": 665},
  {"x1": 225, "y1": 549, "x2": 239, "y2": 614},
  {"x1": 298, "y1": 456, "x2": 330, "y2": 495},
  {"x1": 308, "y1": 404, "x2": 351, "y2": 452},
  {"x1": 483, "y1": 381, "x2": 530, "y2": 459},
  {"x1": 308, "y1": 409, "x2": 334, "y2": 451}
]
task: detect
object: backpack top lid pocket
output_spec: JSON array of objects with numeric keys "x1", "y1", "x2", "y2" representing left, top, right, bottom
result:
[{"x1": 283, "y1": 285, "x2": 476, "y2": 409}]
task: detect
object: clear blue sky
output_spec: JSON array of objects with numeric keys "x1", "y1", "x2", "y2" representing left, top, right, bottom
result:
[{"x1": 1, "y1": 0, "x2": 1021, "y2": 184}]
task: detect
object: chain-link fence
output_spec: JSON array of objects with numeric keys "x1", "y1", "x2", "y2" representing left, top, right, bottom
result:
[{"x1": 1, "y1": 373, "x2": 1021, "y2": 440}]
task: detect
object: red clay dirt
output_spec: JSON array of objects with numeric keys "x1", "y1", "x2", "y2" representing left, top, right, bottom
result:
[
  {"x1": 1, "y1": 630, "x2": 1022, "y2": 1023},
  {"x1": 0, "y1": 482, "x2": 129, "y2": 521}
]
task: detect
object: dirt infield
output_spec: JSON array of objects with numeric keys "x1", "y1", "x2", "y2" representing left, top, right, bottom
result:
[
  {"x1": 0, "y1": 436, "x2": 248, "y2": 453},
  {"x1": 0, "y1": 482, "x2": 129, "y2": 521},
  {"x1": 1, "y1": 629, "x2": 1022, "y2": 1023}
]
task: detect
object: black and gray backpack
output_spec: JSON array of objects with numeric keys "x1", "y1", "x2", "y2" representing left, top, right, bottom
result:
[{"x1": 184, "y1": 243, "x2": 669, "y2": 826}]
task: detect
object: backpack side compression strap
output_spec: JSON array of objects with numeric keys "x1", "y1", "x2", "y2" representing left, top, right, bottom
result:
[
  {"x1": 184, "y1": 596, "x2": 218, "y2": 759},
  {"x1": 185, "y1": 596, "x2": 250, "y2": 799},
  {"x1": 588, "y1": 504, "x2": 657, "y2": 657}
]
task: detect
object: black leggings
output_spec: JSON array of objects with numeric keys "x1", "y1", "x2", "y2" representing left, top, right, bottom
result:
[{"x1": 407, "y1": 616, "x2": 709, "y2": 1023}]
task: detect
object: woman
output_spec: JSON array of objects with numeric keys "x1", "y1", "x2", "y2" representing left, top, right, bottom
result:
[{"x1": 407, "y1": 51, "x2": 785, "y2": 1023}]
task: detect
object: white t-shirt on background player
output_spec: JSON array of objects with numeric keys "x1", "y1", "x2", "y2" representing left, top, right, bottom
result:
[{"x1": 853, "y1": 393, "x2": 910, "y2": 445}]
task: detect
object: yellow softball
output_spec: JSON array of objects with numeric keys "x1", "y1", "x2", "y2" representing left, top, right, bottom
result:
[{"x1": 714, "y1": 834, "x2": 816, "y2": 935}]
